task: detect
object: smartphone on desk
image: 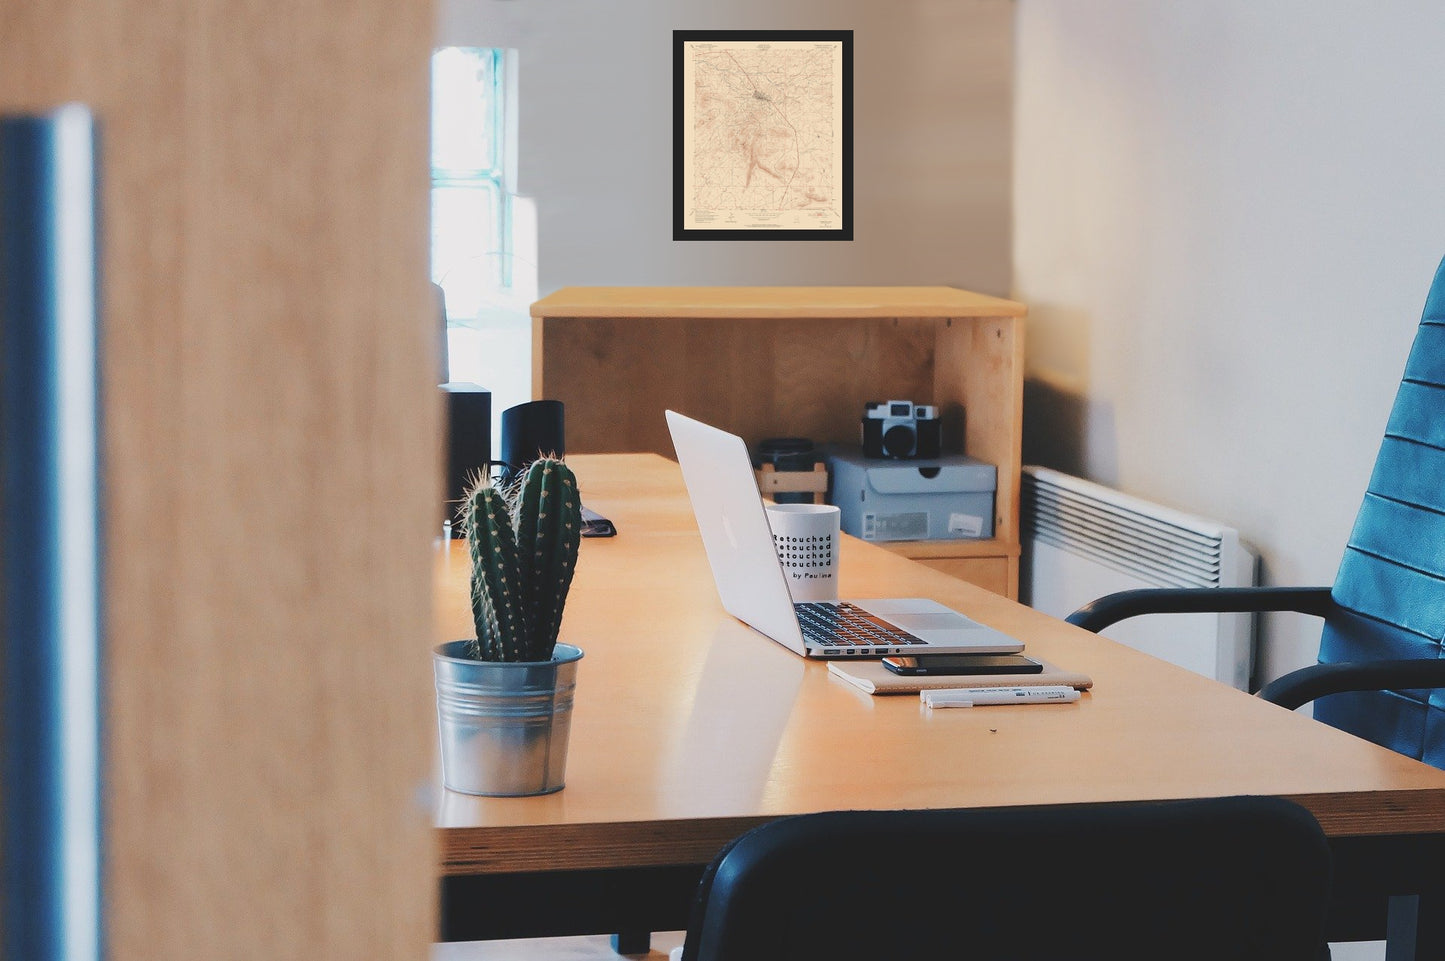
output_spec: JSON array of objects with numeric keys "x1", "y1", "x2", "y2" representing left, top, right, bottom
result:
[
  {"x1": 580, "y1": 506, "x2": 616, "y2": 537},
  {"x1": 882, "y1": 653, "x2": 1044, "y2": 676}
]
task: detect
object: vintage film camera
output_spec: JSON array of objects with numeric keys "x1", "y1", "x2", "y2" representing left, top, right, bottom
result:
[{"x1": 861, "y1": 400, "x2": 942, "y2": 459}]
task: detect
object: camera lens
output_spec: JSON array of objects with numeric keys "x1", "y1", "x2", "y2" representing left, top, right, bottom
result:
[{"x1": 882, "y1": 423, "x2": 916, "y2": 458}]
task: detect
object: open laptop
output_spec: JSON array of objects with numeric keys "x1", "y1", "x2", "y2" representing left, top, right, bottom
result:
[{"x1": 666, "y1": 410, "x2": 1024, "y2": 658}]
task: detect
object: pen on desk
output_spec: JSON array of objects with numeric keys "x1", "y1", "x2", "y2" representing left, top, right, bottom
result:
[{"x1": 921, "y1": 686, "x2": 1080, "y2": 709}]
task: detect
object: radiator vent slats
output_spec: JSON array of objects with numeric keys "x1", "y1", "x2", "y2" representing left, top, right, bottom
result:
[
  {"x1": 1020, "y1": 466, "x2": 1256, "y2": 690},
  {"x1": 1024, "y1": 468, "x2": 1229, "y2": 590}
]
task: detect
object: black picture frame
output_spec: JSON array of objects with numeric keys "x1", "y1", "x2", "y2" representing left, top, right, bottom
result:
[{"x1": 673, "y1": 29, "x2": 853, "y2": 242}]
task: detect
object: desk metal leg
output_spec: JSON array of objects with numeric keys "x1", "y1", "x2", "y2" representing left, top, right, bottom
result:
[
  {"x1": 611, "y1": 931, "x2": 652, "y2": 955},
  {"x1": 1387, "y1": 893, "x2": 1445, "y2": 961}
]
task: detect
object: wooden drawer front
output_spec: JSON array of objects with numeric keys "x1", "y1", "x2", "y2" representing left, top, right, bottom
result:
[{"x1": 915, "y1": 555, "x2": 1011, "y2": 597}]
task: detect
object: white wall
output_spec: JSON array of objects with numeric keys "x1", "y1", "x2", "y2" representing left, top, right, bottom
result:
[
  {"x1": 1014, "y1": 1, "x2": 1445, "y2": 685},
  {"x1": 437, "y1": 0, "x2": 1014, "y2": 296}
]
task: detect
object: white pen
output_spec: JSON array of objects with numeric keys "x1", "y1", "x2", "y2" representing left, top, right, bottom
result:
[{"x1": 921, "y1": 685, "x2": 1080, "y2": 709}]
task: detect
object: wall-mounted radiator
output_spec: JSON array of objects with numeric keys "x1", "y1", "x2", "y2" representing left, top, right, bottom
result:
[{"x1": 1021, "y1": 467, "x2": 1258, "y2": 690}]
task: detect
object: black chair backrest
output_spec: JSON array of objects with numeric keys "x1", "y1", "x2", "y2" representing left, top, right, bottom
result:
[
  {"x1": 682, "y1": 797, "x2": 1331, "y2": 961},
  {"x1": 1316, "y1": 255, "x2": 1445, "y2": 767}
]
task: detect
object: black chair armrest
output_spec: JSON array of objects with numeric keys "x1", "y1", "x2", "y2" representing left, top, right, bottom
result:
[
  {"x1": 1257, "y1": 659, "x2": 1445, "y2": 711},
  {"x1": 1065, "y1": 586, "x2": 1336, "y2": 633}
]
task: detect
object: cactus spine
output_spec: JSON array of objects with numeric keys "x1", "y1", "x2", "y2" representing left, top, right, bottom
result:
[
  {"x1": 460, "y1": 457, "x2": 582, "y2": 661},
  {"x1": 512, "y1": 458, "x2": 583, "y2": 659},
  {"x1": 461, "y1": 482, "x2": 526, "y2": 660}
]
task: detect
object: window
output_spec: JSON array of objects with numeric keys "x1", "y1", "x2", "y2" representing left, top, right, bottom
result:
[{"x1": 431, "y1": 46, "x2": 535, "y2": 427}]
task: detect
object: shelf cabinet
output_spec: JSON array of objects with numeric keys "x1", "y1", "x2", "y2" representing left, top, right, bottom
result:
[{"x1": 530, "y1": 286, "x2": 1026, "y2": 597}]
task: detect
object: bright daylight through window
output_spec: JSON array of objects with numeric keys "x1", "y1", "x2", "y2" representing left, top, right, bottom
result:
[{"x1": 431, "y1": 46, "x2": 535, "y2": 431}]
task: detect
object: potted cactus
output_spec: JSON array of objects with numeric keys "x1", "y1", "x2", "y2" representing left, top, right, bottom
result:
[{"x1": 433, "y1": 457, "x2": 585, "y2": 796}]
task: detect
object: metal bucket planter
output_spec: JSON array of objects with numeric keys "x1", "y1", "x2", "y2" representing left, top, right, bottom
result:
[{"x1": 433, "y1": 640, "x2": 584, "y2": 797}]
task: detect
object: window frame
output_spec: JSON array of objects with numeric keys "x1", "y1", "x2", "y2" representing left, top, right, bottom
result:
[{"x1": 431, "y1": 46, "x2": 514, "y2": 308}]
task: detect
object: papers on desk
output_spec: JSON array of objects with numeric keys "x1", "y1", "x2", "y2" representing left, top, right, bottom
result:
[{"x1": 827, "y1": 658, "x2": 1092, "y2": 696}]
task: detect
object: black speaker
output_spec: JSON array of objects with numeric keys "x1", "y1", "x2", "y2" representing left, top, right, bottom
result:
[
  {"x1": 500, "y1": 400, "x2": 565, "y2": 483},
  {"x1": 442, "y1": 383, "x2": 491, "y2": 535}
]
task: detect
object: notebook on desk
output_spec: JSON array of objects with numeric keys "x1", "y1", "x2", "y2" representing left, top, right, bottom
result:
[
  {"x1": 827, "y1": 658, "x2": 1093, "y2": 695},
  {"x1": 666, "y1": 410, "x2": 1025, "y2": 659}
]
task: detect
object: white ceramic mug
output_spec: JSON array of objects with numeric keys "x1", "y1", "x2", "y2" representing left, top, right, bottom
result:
[{"x1": 764, "y1": 503, "x2": 841, "y2": 603}]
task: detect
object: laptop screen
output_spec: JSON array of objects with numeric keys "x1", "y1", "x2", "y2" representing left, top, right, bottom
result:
[{"x1": 665, "y1": 410, "x2": 809, "y2": 652}]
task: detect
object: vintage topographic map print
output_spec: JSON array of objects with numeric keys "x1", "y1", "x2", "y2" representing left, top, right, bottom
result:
[{"x1": 678, "y1": 34, "x2": 849, "y2": 237}]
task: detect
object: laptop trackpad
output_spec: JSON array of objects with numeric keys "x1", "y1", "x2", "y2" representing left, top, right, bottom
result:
[
  {"x1": 886, "y1": 610, "x2": 1023, "y2": 650},
  {"x1": 885, "y1": 611, "x2": 980, "y2": 634}
]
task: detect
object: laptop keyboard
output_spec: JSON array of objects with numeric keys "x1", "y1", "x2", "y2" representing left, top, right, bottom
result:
[{"x1": 794, "y1": 602, "x2": 927, "y2": 653}]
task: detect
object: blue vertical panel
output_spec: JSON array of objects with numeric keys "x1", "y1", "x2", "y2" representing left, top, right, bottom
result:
[{"x1": 0, "y1": 106, "x2": 103, "y2": 961}]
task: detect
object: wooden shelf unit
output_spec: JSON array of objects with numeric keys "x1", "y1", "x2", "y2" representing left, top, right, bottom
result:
[{"x1": 530, "y1": 286, "x2": 1026, "y2": 597}]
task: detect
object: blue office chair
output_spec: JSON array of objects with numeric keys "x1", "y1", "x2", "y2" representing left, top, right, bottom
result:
[
  {"x1": 1068, "y1": 255, "x2": 1445, "y2": 771},
  {"x1": 679, "y1": 797, "x2": 1332, "y2": 961}
]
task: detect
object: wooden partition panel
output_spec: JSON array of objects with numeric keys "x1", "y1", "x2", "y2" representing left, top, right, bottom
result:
[{"x1": 2, "y1": 2, "x2": 438, "y2": 959}]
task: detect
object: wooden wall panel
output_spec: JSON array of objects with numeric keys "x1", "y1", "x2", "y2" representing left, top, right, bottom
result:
[
  {"x1": 1, "y1": 2, "x2": 438, "y2": 958},
  {"x1": 935, "y1": 315, "x2": 1025, "y2": 544},
  {"x1": 542, "y1": 316, "x2": 938, "y2": 456}
]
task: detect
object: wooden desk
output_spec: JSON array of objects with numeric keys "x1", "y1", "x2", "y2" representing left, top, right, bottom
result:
[{"x1": 435, "y1": 454, "x2": 1445, "y2": 952}]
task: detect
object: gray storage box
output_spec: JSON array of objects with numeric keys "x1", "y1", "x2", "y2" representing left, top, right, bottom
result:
[{"x1": 827, "y1": 448, "x2": 996, "y2": 542}]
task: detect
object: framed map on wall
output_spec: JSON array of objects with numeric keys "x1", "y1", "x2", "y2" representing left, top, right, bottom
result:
[{"x1": 673, "y1": 30, "x2": 853, "y2": 241}]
